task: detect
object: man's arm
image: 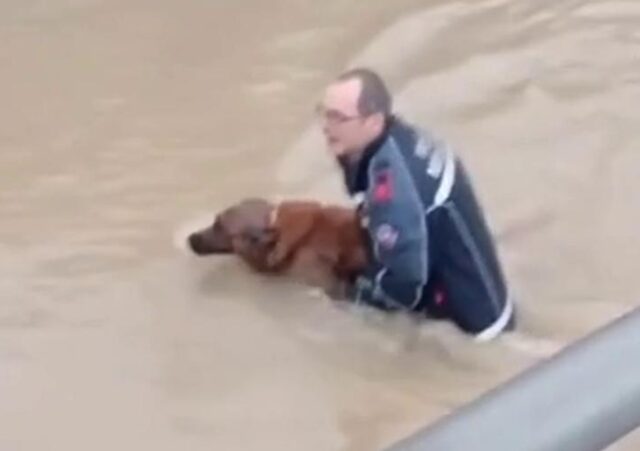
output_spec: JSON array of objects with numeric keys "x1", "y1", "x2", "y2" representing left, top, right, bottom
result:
[{"x1": 348, "y1": 152, "x2": 429, "y2": 310}]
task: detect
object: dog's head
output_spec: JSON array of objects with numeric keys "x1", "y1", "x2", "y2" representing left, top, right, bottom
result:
[{"x1": 187, "y1": 198, "x2": 276, "y2": 259}]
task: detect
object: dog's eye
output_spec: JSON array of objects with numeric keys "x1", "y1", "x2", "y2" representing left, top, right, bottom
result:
[
  {"x1": 213, "y1": 221, "x2": 229, "y2": 236},
  {"x1": 245, "y1": 232, "x2": 263, "y2": 245},
  {"x1": 240, "y1": 227, "x2": 274, "y2": 247}
]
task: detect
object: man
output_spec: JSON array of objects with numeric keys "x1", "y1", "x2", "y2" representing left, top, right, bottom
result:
[{"x1": 316, "y1": 67, "x2": 515, "y2": 341}]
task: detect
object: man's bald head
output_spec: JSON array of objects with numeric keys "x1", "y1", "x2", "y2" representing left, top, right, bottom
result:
[
  {"x1": 336, "y1": 68, "x2": 392, "y2": 118},
  {"x1": 319, "y1": 68, "x2": 392, "y2": 157}
]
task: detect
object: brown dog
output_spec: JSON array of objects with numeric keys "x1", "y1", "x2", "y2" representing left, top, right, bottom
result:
[{"x1": 187, "y1": 198, "x2": 368, "y2": 297}]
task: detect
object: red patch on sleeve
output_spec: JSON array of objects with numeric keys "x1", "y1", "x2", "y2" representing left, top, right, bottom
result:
[{"x1": 373, "y1": 170, "x2": 393, "y2": 202}]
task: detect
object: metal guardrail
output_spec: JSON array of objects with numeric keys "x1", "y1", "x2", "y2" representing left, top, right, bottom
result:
[{"x1": 386, "y1": 308, "x2": 640, "y2": 451}]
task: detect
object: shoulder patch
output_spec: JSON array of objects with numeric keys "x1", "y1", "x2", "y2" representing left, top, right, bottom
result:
[{"x1": 373, "y1": 168, "x2": 393, "y2": 203}]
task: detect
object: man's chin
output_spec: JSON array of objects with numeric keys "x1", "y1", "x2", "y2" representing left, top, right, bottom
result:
[{"x1": 328, "y1": 143, "x2": 346, "y2": 157}]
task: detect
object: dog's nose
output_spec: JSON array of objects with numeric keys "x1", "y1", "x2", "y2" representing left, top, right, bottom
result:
[{"x1": 187, "y1": 233, "x2": 205, "y2": 254}]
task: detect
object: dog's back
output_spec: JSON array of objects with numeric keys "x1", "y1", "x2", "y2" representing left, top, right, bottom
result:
[
  {"x1": 269, "y1": 202, "x2": 367, "y2": 278},
  {"x1": 311, "y1": 206, "x2": 368, "y2": 277}
]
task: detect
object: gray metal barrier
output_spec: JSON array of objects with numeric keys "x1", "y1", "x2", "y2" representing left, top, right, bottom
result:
[{"x1": 386, "y1": 307, "x2": 640, "y2": 451}]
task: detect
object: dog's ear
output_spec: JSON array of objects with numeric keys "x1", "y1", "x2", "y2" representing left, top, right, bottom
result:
[{"x1": 266, "y1": 202, "x2": 319, "y2": 268}]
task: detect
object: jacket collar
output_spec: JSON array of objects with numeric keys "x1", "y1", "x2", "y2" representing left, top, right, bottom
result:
[{"x1": 338, "y1": 115, "x2": 395, "y2": 195}]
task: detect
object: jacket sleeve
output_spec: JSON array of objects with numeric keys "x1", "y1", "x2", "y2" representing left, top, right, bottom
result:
[{"x1": 347, "y1": 151, "x2": 429, "y2": 311}]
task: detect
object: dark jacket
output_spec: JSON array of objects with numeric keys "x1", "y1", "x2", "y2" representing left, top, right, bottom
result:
[{"x1": 339, "y1": 116, "x2": 512, "y2": 335}]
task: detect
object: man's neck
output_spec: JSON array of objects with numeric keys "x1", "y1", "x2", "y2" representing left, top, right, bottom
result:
[
  {"x1": 352, "y1": 125, "x2": 390, "y2": 162},
  {"x1": 340, "y1": 115, "x2": 395, "y2": 167}
]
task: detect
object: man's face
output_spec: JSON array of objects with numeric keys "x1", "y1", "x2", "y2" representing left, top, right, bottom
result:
[{"x1": 318, "y1": 78, "x2": 383, "y2": 157}]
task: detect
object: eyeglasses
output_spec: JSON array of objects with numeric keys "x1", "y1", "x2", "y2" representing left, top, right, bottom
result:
[{"x1": 314, "y1": 104, "x2": 364, "y2": 125}]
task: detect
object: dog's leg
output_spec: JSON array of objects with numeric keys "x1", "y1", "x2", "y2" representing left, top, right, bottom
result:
[
  {"x1": 288, "y1": 250, "x2": 347, "y2": 301},
  {"x1": 323, "y1": 278, "x2": 349, "y2": 301},
  {"x1": 265, "y1": 203, "x2": 319, "y2": 269},
  {"x1": 266, "y1": 239, "x2": 291, "y2": 269}
]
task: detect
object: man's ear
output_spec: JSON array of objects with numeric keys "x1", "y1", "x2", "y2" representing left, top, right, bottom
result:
[{"x1": 366, "y1": 111, "x2": 386, "y2": 136}]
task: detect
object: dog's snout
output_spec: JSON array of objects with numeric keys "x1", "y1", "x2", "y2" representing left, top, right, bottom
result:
[
  {"x1": 186, "y1": 228, "x2": 234, "y2": 255},
  {"x1": 187, "y1": 233, "x2": 205, "y2": 254}
]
